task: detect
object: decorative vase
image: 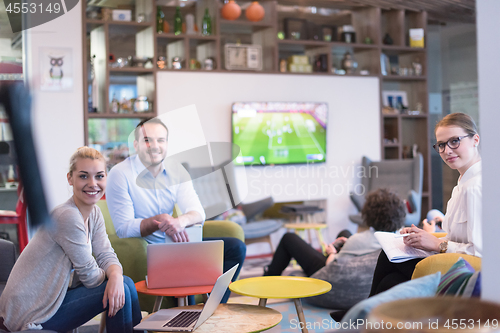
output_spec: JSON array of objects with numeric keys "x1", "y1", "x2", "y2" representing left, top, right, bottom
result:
[
  {"x1": 221, "y1": 0, "x2": 241, "y2": 21},
  {"x1": 245, "y1": 1, "x2": 265, "y2": 22},
  {"x1": 341, "y1": 52, "x2": 358, "y2": 74}
]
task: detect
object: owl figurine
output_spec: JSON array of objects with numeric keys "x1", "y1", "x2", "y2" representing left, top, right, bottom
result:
[{"x1": 49, "y1": 56, "x2": 64, "y2": 79}]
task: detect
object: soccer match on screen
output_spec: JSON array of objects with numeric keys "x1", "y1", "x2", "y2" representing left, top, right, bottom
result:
[{"x1": 232, "y1": 102, "x2": 328, "y2": 166}]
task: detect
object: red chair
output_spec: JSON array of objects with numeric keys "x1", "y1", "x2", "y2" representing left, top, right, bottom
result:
[{"x1": 0, "y1": 185, "x2": 28, "y2": 253}]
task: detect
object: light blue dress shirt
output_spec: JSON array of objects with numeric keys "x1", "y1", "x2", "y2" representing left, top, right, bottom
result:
[{"x1": 106, "y1": 155, "x2": 206, "y2": 244}]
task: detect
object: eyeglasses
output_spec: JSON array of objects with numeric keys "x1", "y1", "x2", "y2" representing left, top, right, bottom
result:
[{"x1": 433, "y1": 135, "x2": 472, "y2": 153}]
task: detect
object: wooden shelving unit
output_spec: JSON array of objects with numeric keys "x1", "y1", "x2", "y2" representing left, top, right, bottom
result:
[{"x1": 82, "y1": 0, "x2": 431, "y2": 217}]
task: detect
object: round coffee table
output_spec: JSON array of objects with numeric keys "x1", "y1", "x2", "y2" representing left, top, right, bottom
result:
[
  {"x1": 141, "y1": 303, "x2": 282, "y2": 332},
  {"x1": 229, "y1": 276, "x2": 332, "y2": 333},
  {"x1": 135, "y1": 280, "x2": 214, "y2": 312}
]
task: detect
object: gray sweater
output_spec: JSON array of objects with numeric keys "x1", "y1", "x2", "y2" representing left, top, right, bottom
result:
[{"x1": 0, "y1": 198, "x2": 121, "y2": 331}]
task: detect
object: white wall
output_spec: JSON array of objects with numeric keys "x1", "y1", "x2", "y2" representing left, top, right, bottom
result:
[
  {"x1": 157, "y1": 72, "x2": 380, "y2": 239},
  {"x1": 24, "y1": 4, "x2": 84, "y2": 212},
  {"x1": 477, "y1": 0, "x2": 500, "y2": 303},
  {"x1": 0, "y1": 38, "x2": 22, "y2": 58}
]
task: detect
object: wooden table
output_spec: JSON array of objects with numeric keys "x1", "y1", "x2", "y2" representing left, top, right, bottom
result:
[
  {"x1": 135, "y1": 280, "x2": 214, "y2": 312},
  {"x1": 141, "y1": 303, "x2": 282, "y2": 332},
  {"x1": 229, "y1": 276, "x2": 332, "y2": 333}
]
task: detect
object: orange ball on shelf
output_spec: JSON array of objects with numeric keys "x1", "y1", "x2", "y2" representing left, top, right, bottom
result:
[
  {"x1": 221, "y1": 0, "x2": 241, "y2": 20},
  {"x1": 245, "y1": 1, "x2": 265, "y2": 22}
]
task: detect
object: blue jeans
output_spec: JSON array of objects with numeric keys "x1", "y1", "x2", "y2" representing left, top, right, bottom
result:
[
  {"x1": 42, "y1": 276, "x2": 142, "y2": 333},
  {"x1": 203, "y1": 237, "x2": 246, "y2": 303}
]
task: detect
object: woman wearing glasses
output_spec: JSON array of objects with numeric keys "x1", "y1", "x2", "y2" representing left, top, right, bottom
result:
[{"x1": 369, "y1": 112, "x2": 481, "y2": 295}]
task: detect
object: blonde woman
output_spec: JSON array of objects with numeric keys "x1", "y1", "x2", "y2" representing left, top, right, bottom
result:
[
  {"x1": 0, "y1": 147, "x2": 141, "y2": 332},
  {"x1": 369, "y1": 113, "x2": 482, "y2": 295}
]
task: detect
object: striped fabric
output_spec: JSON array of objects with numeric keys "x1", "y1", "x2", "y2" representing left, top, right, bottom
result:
[{"x1": 437, "y1": 257, "x2": 480, "y2": 297}]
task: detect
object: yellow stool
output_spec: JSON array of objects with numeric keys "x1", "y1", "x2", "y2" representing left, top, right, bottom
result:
[
  {"x1": 284, "y1": 222, "x2": 328, "y2": 252},
  {"x1": 229, "y1": 276, "x2": 331, "y2": 333}
]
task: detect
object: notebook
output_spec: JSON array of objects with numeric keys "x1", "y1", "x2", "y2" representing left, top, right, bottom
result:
[
  {"x1": 135, "y1": 264, "x2": 238, "y2": 332},
  {"x1": 146, "y1": 240, "x2": 223, "y2": 289},
  {"x1": 374, "y1": 231, "x2": 434, "y2": 263}
]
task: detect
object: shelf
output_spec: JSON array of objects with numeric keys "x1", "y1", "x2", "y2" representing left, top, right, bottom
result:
[
  {"x1": 330, "y1": 42, "x2": 379, "y2": 50},
  {"x1": 381, "y1": 45, "x2": 426, "y2": 54},
  {"x1": 278, "y1": 39, "x2": 329, "y2": 47},
  {"x1": 383, "y1": 143, "x2": 400, "y2": 148},
  {"x1": 401, "y1": 113, "x2": 428, "y2": 118},
  {"x1": 88, "y1": 112, "x2": 155, "y2": 119},
  {"x1": 156, "y1": 33, "x2": 217, "y2": 41},
  {"x1": 220, "y1": 19, "x2": 274, "y2": 28},
  {"x1": 332, "y1": 73, "x2": 379, "y2": 78},
  {"x1": 109, "y1": 67, "x2": 155, "y2": 73},
  {"x1": 108, "y1": 20, "x2": 153, "y2": 28},
  {"x1": 382, "y1": 75, "x2": 426, "y2": 81}
]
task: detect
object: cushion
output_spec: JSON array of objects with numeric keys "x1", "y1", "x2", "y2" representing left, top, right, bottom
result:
[
  {"x1": 437, "y1": 257, "x2": 480, "y2": 297},
  {"x1": 341, "y1": 272, "x2": 441, "y2": 323},
  {"x1": 213, "y1": 208, "x2": 247, "y2": 225},
  {"x1": 462, "y1": 271, "x2": 481, "y2": 297},
  {"x1": 305, "y1": 250, "x2": 381, "y2": 310}
]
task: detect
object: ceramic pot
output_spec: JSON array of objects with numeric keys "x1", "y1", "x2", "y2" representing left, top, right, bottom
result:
[
  {"x1": 245, "y1": 1, "x2": 265, "y2": 22},
  {"x1": 221, "y1": 0, "x2": 241, "y2": 20}
]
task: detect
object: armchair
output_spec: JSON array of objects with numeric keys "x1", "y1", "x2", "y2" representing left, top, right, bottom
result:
[
  {"x1": 349, "y1": 153, "x2": 423, "y2": 227},
  {"x1": 239, "y1": 196, "x2": 283, "y2": 251},
  {"x1": 96, "y1": 200, "x2": 245, "y2": 312}
]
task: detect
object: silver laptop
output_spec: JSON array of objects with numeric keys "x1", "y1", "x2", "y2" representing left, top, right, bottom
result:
[
  {"x1": 146, "y1": 240, "x2": 223, "y2": 289},
  {"x1": 135, "y1": 264, "x2": 238, "y2": 332}
]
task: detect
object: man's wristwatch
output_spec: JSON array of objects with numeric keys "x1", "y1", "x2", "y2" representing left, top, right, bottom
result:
[{"x1": 439, "y1": 240, "x2": 448, "y2": 253}]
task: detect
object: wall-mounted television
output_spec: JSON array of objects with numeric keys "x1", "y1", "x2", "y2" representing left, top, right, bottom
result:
[{"x1": 232, "y1": 102, "x2": 327, "y2": 166}]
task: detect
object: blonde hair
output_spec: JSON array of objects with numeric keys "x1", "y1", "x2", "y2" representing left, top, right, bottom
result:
[
  {"x1": 435, "y1": 113, "x2": 478, "y2": 137},
  {"x1": 68, "y1": 146, "x2": 106, "y2": 176}
]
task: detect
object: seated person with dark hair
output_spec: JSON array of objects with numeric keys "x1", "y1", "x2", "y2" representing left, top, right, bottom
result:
[{"x1": 264, "y1": 188, "x2": 406, "y2": 277}]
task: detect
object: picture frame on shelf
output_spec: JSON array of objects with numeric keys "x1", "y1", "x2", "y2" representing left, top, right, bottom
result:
[
  {"x1": 382, "y1": 90, "x2": 408, "y2": 109},
  {"x1": 284, "y1": 18, "x2": 307, "y2": 40},
  {"x1": 305, "y1": 21, "x2": 322, "y2": 41}
]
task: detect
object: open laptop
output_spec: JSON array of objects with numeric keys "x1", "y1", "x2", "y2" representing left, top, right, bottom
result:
[
  {"x1": 135, "y1": 264, "x2": 238, "y2": 331},
  {"x1": 146, "y1": 240, "x2": 223, "y2": 289}
]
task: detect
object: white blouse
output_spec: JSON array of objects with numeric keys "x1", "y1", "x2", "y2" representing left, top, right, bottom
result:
[{"x1": 442, "y1": 161, "x2": 482, "y2": 256}]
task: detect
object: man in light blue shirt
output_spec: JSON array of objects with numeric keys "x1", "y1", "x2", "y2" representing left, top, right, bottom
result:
[{"x1": 106, "y1": 118, "x2": 246, "y2": 302}]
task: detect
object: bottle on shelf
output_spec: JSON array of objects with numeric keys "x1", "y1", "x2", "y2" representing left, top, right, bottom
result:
[
  {"x1": 111, "y1": 94, "x2": 120, "y2": 113},
  {"x1": 202, "y1": 8, "x2": 212, "y2": 36},
  {"x1": 156, "y1": 6, "x2": 165, "y2": 33},
  {"x1": 7, "y1": 165, "x2": 15, "y2": 184},
  {"x1": 174, "y1": 6, "x2": 182, "y2": 35}
]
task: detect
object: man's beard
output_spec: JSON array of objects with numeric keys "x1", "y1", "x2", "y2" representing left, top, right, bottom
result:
[{"x1": 142, "y1": 150, "x2": 165, "y2": 167}]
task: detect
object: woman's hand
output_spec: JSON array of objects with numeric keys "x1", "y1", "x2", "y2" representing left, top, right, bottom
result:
[
  {"x1": 422, "y1": 219, "x2": 436, "y2": 233},
  {"x1": 402, "y1": 224, "x2": 442, "y2": 252},
  {"x1": 103, "y1": 266, "x2": 125, "y2": 317},
  {"x1": 324, "y1": 243, "x2": 337, "y2": 256}
]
